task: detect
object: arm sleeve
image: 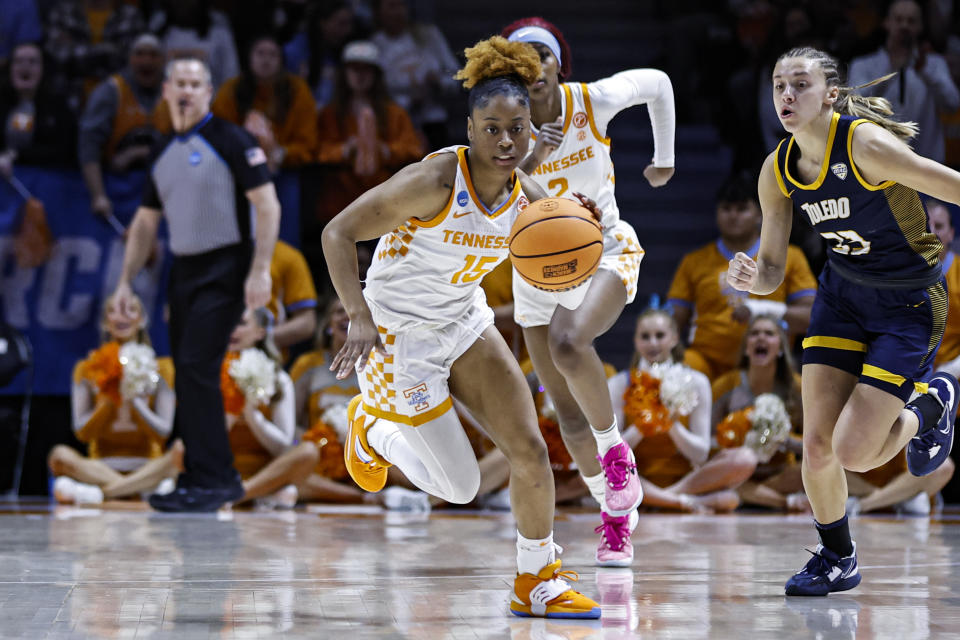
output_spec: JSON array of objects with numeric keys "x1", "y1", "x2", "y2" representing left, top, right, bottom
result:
[
  {"x1": 77, "y1": 81, "x2": 119, "y2": 164},
  {"x1": 222, "y1": 124, "x2": 273, "y2": 191},
  {"x1": 586, "y1": 69, "x2": 675, "y2": 167}
]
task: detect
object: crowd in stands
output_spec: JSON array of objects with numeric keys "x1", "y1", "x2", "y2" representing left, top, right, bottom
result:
[{"x1": 2, "y1": 0, "x2": 960, "y2": 513}]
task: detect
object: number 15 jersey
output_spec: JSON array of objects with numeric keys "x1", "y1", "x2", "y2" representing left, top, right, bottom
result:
[{"x1": 364, "y1": 146, "x2": 530, "y2": 328}]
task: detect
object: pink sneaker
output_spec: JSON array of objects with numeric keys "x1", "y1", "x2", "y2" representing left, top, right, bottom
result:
[
  {"x1": 598, "y1": 442, "x2": 642, "y2": 516},
  {"x1": 595, "y1": 511, "x2": 633, "y2": 567}
]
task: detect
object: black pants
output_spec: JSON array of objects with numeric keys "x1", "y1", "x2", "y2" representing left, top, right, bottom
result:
[{"x1": 168, "y1": 243, "x2": 251, "y2": 488}]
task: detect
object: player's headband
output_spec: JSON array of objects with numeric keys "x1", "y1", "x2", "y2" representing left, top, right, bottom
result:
[{"x1": 507, "y1": 26, "x2": 562, "y2": 69}]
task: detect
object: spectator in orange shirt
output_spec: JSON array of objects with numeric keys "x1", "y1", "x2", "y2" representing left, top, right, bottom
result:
[
  {"x1": 213, "y1": 33, "x2": 318, "y2": 171},
  {"x1": 668, "y1": 173, "x2": 817, "y2": 381},
  {"x1": 314, "y1": 40, "x2": 423, "y2": 223}
]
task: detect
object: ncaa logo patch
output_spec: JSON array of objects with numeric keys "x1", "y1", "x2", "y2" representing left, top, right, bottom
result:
[
  {"x1": 188, "y1": 151, "x2": 202, "y2": 166},
  {"x1": 830, "y1": 162, "x2": 848, "y2": 180},
  {"x1": 572, "y1": 112, "x2": 588, "y2": 128},
  {"x1": 457, "y1": 190, "x2": 469, "y2": 207}
]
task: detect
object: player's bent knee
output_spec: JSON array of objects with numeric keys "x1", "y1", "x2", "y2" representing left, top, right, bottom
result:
[
  {"x1": 802, "y1": 432, "x2": 834, "y2": 468},
  {"x1": 438, "y1": 466, "x2": 481, "y2": 505},
  {"x1": 832, "y1": 441, "x2": 873, "y2": 473},
  {"x1": 547, "y1": 329, "x2": 589, "y2": 368}
]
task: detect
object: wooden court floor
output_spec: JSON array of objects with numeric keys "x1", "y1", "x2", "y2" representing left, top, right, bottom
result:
[{"x1": 1, "y1": 501, "x2": 958, "y2": 639}]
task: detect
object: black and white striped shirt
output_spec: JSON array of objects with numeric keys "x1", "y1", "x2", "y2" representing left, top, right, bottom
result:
[{"x1": 143, "y1": 114, "x2": 272, "y2": 256}]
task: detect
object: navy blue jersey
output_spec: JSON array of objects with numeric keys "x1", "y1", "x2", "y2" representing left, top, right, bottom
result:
[{"x1": 774, "y1": 112, "x2": 942, "y2": 287}]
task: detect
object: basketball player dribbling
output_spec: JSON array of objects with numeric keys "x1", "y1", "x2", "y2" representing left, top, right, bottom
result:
[
  {"x1": 727, "y1": 46, "x2": 960, "y2": 595},
  {"x1": 322, "y1": 36, "x2": 602, "y2": 618},
  {"x1": 500, "y1": 17, "x2": 676, "y2": 565}
]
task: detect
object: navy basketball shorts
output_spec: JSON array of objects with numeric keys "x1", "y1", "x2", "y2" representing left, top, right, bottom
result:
[{"x1": 802, "y1": 263, "x2": 948, "y2": 402}]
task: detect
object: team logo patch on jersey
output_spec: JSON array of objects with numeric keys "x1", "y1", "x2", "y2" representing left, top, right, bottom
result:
[
  {"x1": 403, "y1": 383, "x2": 430, "y2": 412},
  {"x1": 457, "y1": 190, "x2": 469, "y2": 207},
  {"x1": 572, "y1": 112, "x2": 588, "y2": 128},
  {"x1": 517, "y1": 195, "x2": 529, "y2": 211},
  {"x1": 246, "y1": 147, "x2": 267, "y2": 166},
  {"x1": 188, "y1": 151, "x2": 202, "y2": 166},
  {"x1": 830, "y1": 162, "x2": 848, "y2": 180}
]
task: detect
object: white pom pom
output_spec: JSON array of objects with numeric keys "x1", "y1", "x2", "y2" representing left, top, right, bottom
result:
[
  {"x1": 119, "y1": 342, "x2": 159, "y2": 400},
  {"x1": 651, "y1": 362, "x2": 699, "y2": 417},
  {"x1": 229, "y1": 348, "x2": 277, "y2": 406},
  {"x1": 746, "y1": 393, "x2": 791, "y2": 463}
]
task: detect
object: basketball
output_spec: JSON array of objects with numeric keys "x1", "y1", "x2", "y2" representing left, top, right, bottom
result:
[{"x1": 509, "y1": 197, "x2": 603, "y2": 291}]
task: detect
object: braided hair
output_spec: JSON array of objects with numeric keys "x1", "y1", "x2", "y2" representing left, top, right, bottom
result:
[{"x1": 777, "y1": 46, "x2": 919, "y2": 141}]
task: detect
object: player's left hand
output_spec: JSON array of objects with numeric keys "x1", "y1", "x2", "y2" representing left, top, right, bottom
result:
[
  {"x1": 244, "y1": 266, "x2": 271, "y2": 309},
  {"x1": 572, "y1": 191, "x2": 603, "y2": 225},
  {"x1": 643, "y1": 164, "x2": 674, "y2": 187},
  {"x1": 727, "y1": 252, "x2": 758, "y2": 292}
]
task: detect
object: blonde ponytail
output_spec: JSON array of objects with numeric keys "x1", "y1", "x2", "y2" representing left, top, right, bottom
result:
[
  {"x1": 778, "y1": 47, "x2": 920, "y2": 141},
  {"x1": 836, "y1": 73, "x2": 919, "y2": 141}
]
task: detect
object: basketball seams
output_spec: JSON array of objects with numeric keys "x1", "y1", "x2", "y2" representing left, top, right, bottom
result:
[{"x1": 510, "y1": 239, "x2": 604, "y2": 259}]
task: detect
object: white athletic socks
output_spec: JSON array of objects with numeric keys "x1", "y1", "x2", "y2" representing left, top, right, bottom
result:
[
  {"x1": 591, "y1": 417, "x2": 623, "y2": 456},
  {"x1": 581, "y1": 471, "x2": 608, "y2": 511},
  {"x1": 517, "y1": 530, "x2": 556, "y2": 575}
]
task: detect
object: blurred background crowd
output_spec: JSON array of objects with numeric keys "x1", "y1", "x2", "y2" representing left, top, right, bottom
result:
[{"x1": 2, "y1": 0, "x2": 960, "y2": 514}]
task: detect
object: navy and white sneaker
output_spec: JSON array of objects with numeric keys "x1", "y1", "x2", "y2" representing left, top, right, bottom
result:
[
  {"x1": 784, "y1": 543, "x2": 861, "y2": 596},
  {"x1": 906, "y1": 373, "x2": 958, "y2": 477}
]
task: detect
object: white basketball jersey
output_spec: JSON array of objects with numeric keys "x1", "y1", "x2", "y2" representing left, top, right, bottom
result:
[
  {"x1": 527, "y1": 83, "x2": 619, "y2": 229},
  {"x1": 364, "y1": 146, "x2": 530, "y2": 326}
]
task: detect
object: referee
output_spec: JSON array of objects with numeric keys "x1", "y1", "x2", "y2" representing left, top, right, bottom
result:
[{"x1": 112, "y1": 56, "x2": 280, "y2": 512}]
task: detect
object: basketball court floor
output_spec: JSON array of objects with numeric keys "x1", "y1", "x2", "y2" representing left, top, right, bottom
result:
[{"x1": 1, "y1": 501, "x2": 958, "y2": 639}]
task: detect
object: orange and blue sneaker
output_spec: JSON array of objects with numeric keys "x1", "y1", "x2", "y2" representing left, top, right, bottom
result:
[
  {"x1": 511, "y1": 561, "x2": 601, "y2": 619},
  {"x1": 344, "y1": 395, "x2": 391, "y2": 492}
]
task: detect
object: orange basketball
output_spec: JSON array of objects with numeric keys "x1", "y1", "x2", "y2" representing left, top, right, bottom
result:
[{"x1": 509, "y1": 197, "x2": 603, "y2": 291}]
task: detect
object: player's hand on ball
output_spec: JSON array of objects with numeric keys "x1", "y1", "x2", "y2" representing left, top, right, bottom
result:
[
  {"x1": 572, "y1": 192, "x2": 603, "y2": 224},
  {"x1": 643, "y1": 164, "x2": 674, "y2": 187},
  {"x1": 331, "y1": 310, "x2": 385, "y2": 380},
  {"x1": 727, "y1": 252, "x2": 757, "y2": 292}
]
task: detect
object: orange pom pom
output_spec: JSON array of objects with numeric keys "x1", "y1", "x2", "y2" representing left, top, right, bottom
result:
[
  {"x1": 717, "y1": 407, "x2": 752, "y2": 448},
  {"x1": 220, "y1": 352, "x2": 245, "y2": 416},
  {"x1": 81, "y1": 341, "x2": 123, "y2": 405},
  {"x1": 623, "y1": 369, "x2": 672, "y2": 437},
  {"x1": 302, "y1": 420, "x2": 348, "y2": 480}
]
